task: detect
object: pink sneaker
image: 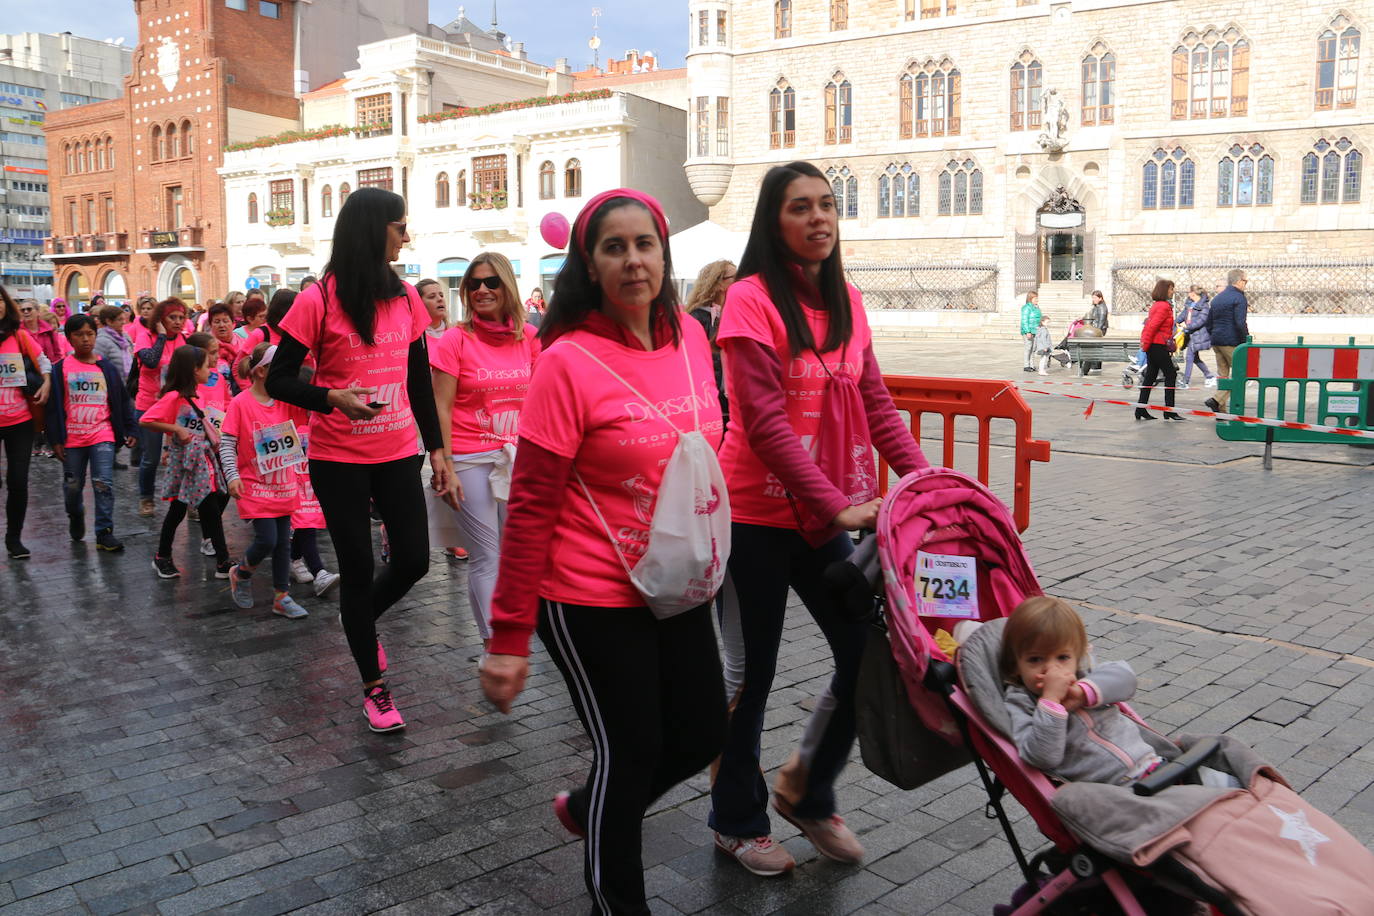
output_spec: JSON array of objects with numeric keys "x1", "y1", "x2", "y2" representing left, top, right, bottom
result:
[
  {"x1": 377, "y1": 639, "x2": 388, "y2": 674},
  {"x1": 553, "y1": 791, "x2": 585, "y2": 838},
  {"x1": 773, "y1": 795, "x2": 864, "y2": 864},
  {"x1": 363, "y1": 684, "x2": 405, "y2": 733}
]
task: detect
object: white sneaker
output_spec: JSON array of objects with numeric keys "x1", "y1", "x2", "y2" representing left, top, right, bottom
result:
[
  {"x1": 290, "y1": 558, "x2": 314, "y2": 583},
  {"x1": 200, "y1": 538, "x2": 216, "y2": 557},
  {"x1": 313, "y1": 569, "x2": 341, "y2": 597},
  {"x1": 1177, "y1": 381, "x2": 1190, "y2": 390},
  {"x1": 1205, "y1": 376, "x2": 1219, "y2": 388},
  {"x1": 1036, "y1": 370, "x2": 1049, "y2": 376}
]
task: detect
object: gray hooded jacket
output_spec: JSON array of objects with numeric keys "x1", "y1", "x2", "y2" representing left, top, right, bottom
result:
[{"x1": 1003, "y1": 660, "x2": 1158, "y2": 785}]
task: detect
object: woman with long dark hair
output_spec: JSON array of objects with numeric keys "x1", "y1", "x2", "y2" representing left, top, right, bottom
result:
[
  {"x1": 481, "y1": 189, "x2": 727, "y2": 915},
  {"x1": 1136, "y1": 279, "x2": 1185, "y2": 421},
  {"x1": 0, "y1": 286, "x2": 52, "y2": 558},
  {"x1": 267, "y1": 187, "x2": 456, "y2": 734},
  {"x1": 707, "y1": 161, "x2": 930, "y2": 875}
]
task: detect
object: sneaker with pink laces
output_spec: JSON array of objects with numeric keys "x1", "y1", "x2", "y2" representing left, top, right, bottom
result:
[
  {"x1": 713, "y1": 832, "x2": 795, "y2": 876},
  {"x1": 772, "y1": 796, "x2": 864, "y2": 864},
  {"x1": 363, "y1": 684, "x2": 405, "y2": 733},
  {"x1": 553, "y1": 791, "x2": 586, "y2": 838}
]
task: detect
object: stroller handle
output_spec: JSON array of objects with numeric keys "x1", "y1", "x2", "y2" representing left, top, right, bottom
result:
[{"x1": 824, "y1": 532, "x2": 882, "y2": 622}]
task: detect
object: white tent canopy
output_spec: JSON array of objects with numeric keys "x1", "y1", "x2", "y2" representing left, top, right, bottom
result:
[{"x1": 668, "y1": 220, "x2": 749, "y2": 281}]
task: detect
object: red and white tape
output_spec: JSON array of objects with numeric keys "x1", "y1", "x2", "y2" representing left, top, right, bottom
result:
[{"x1": 1005, "y1": 383, "x2": 1374, "y2": 440}]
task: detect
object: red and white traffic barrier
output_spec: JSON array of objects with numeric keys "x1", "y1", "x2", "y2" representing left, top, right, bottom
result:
[{"x1": 1004, "y1": 383, "x2": 1374, "y2": 441}]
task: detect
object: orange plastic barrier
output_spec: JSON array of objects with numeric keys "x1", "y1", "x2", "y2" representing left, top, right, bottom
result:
[{"x1": 880, "y1": 375, "x2": 1051, "y2": 532}]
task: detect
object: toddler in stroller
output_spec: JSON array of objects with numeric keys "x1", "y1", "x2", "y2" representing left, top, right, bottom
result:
[{"x1": 845, "y1": 468, "x2": 1374, "y2": 916}]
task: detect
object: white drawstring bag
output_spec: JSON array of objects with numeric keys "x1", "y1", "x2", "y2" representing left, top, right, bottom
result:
[{"x1": 566, "y1": 340, "x2": 730, "y2": 620}]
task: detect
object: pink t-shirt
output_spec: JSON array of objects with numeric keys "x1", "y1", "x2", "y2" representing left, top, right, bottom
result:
[
  {"x1": 290, "y1": 409, "x2": 325, "y2": 529},
  {"x1": 62, "y1": 359, "x2": 114, "y2": 448},
  {"x1": 0, "y1": 335, "x2": 32, "y2": 428},
  {"x1": 519, "y1": 320, "x2": 722, "y2": 607},
  {"x1": 134, "y1": 330, "x2": 188, "y2": 412},
  {"x1": 222, "y1": 390, "x2": 303, "y2": 519},
  {"x1": 278, "y1": 277, "x2": 429, "y2": 464},
  {"x1": 715, "y1": 274, "x2": 872, "y2": 529},
  {"x1": 428, "y1": 323, "x2": 541, "y2": 454},
  {"x1": 141, "y1": 390, "x2": 220, "y2": 486}
]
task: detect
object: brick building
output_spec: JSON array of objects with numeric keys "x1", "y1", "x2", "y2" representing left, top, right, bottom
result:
[
  {"x1": 42, "y1": 0, "x2": 305, "y2": 307},
  {"x1": 686, "y1": 0, "x2": 1374, "y2": 337}
]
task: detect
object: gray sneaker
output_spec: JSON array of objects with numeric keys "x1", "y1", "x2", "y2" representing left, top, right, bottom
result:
[
  {"x1": 312, "y1": 569, "x2": 340, "y2": 597},
  {"x1": 229, "y1": 564, "x2": 254, "y2": 609},
  {"x1": 713, "y1": 832, "x2": 795, "y2": 877},
  {"x1": 272, "y1": 594, "x2": 309, "y2": 619}
]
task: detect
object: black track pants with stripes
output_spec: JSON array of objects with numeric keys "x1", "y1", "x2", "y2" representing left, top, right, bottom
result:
[{"x1": 537, "y1": 600, "x2": 727, "y2": 916}]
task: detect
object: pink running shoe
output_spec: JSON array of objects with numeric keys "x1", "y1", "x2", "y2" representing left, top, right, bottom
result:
[
  {"x1": 363, "y1": 684, "x2": 405, "y2": 733},
  {"x1": 553, "y1": 791, "x2": 586, "y2": 838},
  {"x1": 377, "y1": 639, "x2": 387, "y2": 674}
]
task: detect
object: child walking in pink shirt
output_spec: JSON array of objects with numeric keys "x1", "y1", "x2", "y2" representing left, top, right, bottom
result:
[{"x1": 220, "y1": 343, "x2": 308, "y2": 619}]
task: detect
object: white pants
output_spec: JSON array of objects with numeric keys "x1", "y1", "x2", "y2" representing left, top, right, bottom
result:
[{"x1": 452, "y1": 460, "x2": 507, "y2": 639}]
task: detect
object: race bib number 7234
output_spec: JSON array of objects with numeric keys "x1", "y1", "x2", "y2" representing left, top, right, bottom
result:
[{"x1": 915, "y1": 551, "x2": 978, "y2": 619}]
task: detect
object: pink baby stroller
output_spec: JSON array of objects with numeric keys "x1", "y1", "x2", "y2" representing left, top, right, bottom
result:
[{"x1": 837, "y1": 468, "x2": 1374, "y2": 915}]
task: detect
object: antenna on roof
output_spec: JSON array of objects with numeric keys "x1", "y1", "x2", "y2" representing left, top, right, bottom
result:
[
  {"x1": 491, "y1": 0, "x2": 499, "y2": 29},
  {"x1": 589, "y1": 7, "x2": 603, "y2": 69}
]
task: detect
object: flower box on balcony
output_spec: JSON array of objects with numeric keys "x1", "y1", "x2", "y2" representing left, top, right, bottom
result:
[{"x1": 265, "y1": 209, "x2": 295, "y2": 227}]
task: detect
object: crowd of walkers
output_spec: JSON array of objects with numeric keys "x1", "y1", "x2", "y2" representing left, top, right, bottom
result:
[{"x1": 3, "y1": 161, "x2": 946, "y2": 914}]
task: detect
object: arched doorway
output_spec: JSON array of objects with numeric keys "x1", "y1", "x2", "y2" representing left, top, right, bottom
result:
[
  {"x1": 1036, "y1": 188, "x2": 1086, "y2": 283},
  {"x1": 157, "y1": 256, "x2": 201, "y2": 305},
  {"x1": 65, "y1": 271, "x2": 90, "y2": 309},
  {"x1": 101, "y1": 270, "x2": 128, "y2": 303}
]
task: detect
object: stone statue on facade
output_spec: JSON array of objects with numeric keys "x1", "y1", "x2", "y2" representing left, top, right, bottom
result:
[{"x1": 1038, "y1": 88, "x2": 1069, "y2": 152}]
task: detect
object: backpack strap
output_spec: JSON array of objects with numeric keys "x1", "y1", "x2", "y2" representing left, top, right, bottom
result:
[{"x1": 562, "y1": 337, "x2": 698, "y2": 435}]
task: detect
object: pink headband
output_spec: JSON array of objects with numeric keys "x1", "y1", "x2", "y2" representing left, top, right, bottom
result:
[{"x1": 572, "y1": 188, "x2": 670, "y2": 257}]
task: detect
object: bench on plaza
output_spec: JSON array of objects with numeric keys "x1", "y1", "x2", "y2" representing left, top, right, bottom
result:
[
  {"x1": 1063, "y1": 337, "x2": 1141, "y2": 378},
  {"x1": 1215, "y1": 337, "x2": 1374, "y2": 468}
]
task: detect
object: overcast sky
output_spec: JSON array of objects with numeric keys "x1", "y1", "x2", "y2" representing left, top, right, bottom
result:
[{"x1": 7, "y1": 1, "x2": 686, "y2": 70}]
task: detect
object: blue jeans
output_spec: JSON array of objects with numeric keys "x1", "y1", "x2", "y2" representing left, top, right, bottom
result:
[
  {"x1": 63, "y1": 441, "x2": 116, "y2": 532},
  {"x1": 241, "y1": 516, "x2": 292, "y2": 590},
  {"x1": 136, "y1": 408, "x2": 164, "y2": 499}
]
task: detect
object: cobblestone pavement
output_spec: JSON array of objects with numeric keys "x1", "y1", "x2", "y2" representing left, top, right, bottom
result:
[{"x1": 2, "y1": 340, "x2": 1371, "y2": 916}]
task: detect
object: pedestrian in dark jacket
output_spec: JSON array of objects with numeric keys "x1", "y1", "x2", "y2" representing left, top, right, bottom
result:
[
  {"x1": 1205, "y1": 269, "x2": 1249, "y2": 413},
  {"x1": 45, "y1": 315, "x2": 137, "y2": 551},
  {"x1": 1175, "y1": 286, "x2": 1215, "y2": 388},
  {"x1": 1084, "y1": 290, "x2": 1109, "y2": 334}
]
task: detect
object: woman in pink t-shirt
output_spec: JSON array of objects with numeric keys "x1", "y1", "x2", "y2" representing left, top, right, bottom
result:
[
  {"x1": 133, "y1": 298, "x2": 190, "y2": 517},
  {"x1": 430, "y1": 253, "x2": 540, "y2": 652},
  {"x1": 707, "y1": 161, "x2": 930, "y2": 874},
  {"x1": 481, "y1": 190, "x2": 728, "y2": 915},
  {"x1": 266, "y1": 187, "x2": 455, "y2": 735},
  {"x1": 0, "y1": 286, "x2": 52, "y2": 559}
]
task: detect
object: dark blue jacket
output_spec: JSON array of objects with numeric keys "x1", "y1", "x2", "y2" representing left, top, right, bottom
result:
[
  {"x1": 1206, "y1": 286, "x2": 1249, "y2": 347},
  {"x1": 45, "y1": 356, "x2": 136, "y2": 448}
]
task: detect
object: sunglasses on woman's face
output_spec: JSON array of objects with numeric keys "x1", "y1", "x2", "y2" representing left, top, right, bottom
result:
[{"x1": 466, "y1": 276, "x2": 502, "y2": 291}]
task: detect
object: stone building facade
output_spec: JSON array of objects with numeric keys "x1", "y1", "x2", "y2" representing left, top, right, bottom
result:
[
  {"x1": 219, "y1": 34, "x2": 704, "y2": 304},
  {"x1": 685, "y1": 0, "x2": 1374, "y2": 334}
]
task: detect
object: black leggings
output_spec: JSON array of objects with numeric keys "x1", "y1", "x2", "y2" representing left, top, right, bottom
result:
[
  {"x1": 291, "y1": 528, "x2": 324, "y2": 575},
  {"x1": 310, "y1": 455, "x2": 428, "y2": 683},
  {"x1": 158, "y1": 491, "x2": 229, "y2": 560},
  {"x1": 538, "y1": 600, "x2": 725, "y2": 916},
  {"x1": 0, "y1": 420, "x2": 34, "y2": 544},
  {"x1": 1137, "y1": 343, "x2": 1177, "y2": 408}
]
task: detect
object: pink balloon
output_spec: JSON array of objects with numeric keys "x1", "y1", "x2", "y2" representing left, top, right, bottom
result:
[{"x1": 539, "y1": 212, "x2": 571, "y2": 250}]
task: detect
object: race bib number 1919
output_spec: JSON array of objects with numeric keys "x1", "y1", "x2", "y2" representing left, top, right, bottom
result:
[
  {"x1": 253, "y1": 419, "x2": 306, "y2": 475},
  {"x1": 915, "y1": 551, "x2": 978, "y2": 619}
]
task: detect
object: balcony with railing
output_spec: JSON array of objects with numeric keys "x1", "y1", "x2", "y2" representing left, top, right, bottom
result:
[{"x1": 43, "y1": 232, "x2": 130, "y2": 259}]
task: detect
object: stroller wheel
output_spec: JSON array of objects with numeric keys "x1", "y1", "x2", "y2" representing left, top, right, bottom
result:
[
  {"x1": 1069, "y1": 852, "x2": 1097, "y2": 878},
  {"x1": 1121, "y1": 370, "x2": 1135, "y2": 390}
]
